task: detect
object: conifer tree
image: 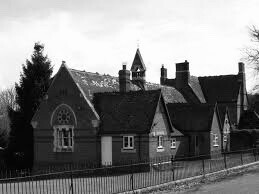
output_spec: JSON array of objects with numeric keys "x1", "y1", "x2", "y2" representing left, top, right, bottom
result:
[{"x1": 7, "y1": 43, "x2": 53, "y2": 168}]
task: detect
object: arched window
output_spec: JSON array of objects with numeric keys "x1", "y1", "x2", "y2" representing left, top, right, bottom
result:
[{"x1": 51, "y1": 104, "x2": 76, "y2": 152}]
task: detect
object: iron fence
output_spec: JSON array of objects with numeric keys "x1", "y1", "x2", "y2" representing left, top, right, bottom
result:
[{"x1": 0, "y1": 148, "x2": 258, "y2": 194}]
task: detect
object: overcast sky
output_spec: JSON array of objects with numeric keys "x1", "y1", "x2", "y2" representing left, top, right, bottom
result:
[{"x1": 0, "y1": 0, "x2": 259, "y2": 92}]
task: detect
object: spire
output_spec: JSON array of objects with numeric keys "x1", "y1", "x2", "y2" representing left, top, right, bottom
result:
[
  {"x1": 130, "y1": 48, "x2": 146, "y2": 90},
  {"x1": 130, "y1": 48, "x2": 146, "y2": 72}
]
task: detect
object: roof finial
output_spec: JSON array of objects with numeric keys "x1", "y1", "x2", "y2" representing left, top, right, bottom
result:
[{"x1": 137, "y1": 39, "x2": 140, "y2": 49}]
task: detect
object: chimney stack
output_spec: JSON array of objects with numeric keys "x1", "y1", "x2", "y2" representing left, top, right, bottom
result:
[
  {"x1": 238, "y1": 62, "x2": 245, "y2": 73},
  {"x1": 119, "y1": 63, "x2": 130, "y2": 93},
  {"x1": 237, "y1": 62, "x2": 247, "y2": 113},
  {"x1": 175, "y1": 60, "x2": 190, "y2": 88},
  {"x1": 160, "y1": 64, "x2": 167, "y2": 85}
]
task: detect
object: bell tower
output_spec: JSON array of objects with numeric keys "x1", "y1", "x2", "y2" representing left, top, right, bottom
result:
[{"x1": 130, "y1": 48, "x2": 146, "y2": 90}]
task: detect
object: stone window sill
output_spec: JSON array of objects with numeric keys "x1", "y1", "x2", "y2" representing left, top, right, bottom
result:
[
  {"x1": 121, "y1": 148, "x2": 136, "y2": 153},
  {"x1": 157, "y1": 147, "x2": 164, "y2": 152},
  {"x1": 54, "y1": 147, "x2": 74, "y2": 152}
]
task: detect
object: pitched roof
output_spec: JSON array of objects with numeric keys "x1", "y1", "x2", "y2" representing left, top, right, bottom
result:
[
  {"x1": 189, "y1": 76, "x2": 206, "y2": 103},
  {"x1": 238, "y1": 110, "x2": 259, "y2": 129},
  {"x1": 68, "y1": 68, "x2": 186, "y2": 103},
  {"x1": 162, "y1": 76, "x2": 206, "y2": 103},
  {"x1": 198, "y1": 75, "x2": 240, "y2": 103},
  {"x1": 217, "y1": 104, "x2": 229, "y2": 126},
  {"x1": 130, "y1": 48, "x2": 146, "y2": 71},
  {"x1": 93, "y1": 89, "x2": 166, "y2": 134},
  {"x1": 167, "y1": 103, "x2": 217, "y2": 132}
]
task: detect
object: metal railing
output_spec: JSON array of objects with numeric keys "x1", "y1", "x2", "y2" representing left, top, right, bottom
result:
[{"x1": 0, "y1": 148, "x2": 258, "y2": 194}]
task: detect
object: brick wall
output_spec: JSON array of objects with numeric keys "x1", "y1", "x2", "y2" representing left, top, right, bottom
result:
[
  {"x1": 33, "y1": 66, "x2": 100, "y2": 168},
  {"x1": 149, "y1": 101, "x2": 172, "y2": 159},
  {"x1": 111, "y1": 134, "x2": 150, "y2": 165}
]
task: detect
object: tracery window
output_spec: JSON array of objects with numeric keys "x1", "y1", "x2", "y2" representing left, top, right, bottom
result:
[
  {"x1": 57, "y1": 109, "x2": 71, "y2": 124},
  {"x1": 52, "y1": 105, "x2": 76, "y2": 152}
]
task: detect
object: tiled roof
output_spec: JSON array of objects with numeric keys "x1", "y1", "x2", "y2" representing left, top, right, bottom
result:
[
  {"x1": 198, "y1": 75, "x2": 240, "y2": 103},
  {"x1": 162, "y1": 77, "x2": 206, "y2": 103},
  {"x1": 93, "y1": 90, "x2": 162, "y2": 134},
  {"x1": 238, "y1": 110, "x2": 259, "y2": 129},
  {"x1": 68, "y1": 68, "x2": 186, "y2": 103},
  {"x1": 167, "y1": 103, "x2": 216, "y2": 132},
  {"x1": 189, "y1": 76, "x2": 206, "y2": 103}
]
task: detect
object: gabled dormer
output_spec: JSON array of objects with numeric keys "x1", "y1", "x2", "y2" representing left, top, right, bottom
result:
[{"x1": 130, "y1": 48, "x2": 146, "y2": 90}]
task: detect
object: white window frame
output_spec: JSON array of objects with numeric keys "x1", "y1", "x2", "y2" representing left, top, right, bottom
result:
[
  {"x1": 171, "y1": 138, "x2": 176, "y2": 149},
  {"x1": 123, "y1": 136, "x2": 134, "y2": 150},
  {"x1": 223, "y1": 133, "x2": 227, "y2": 142},
  {"x1": 53, "y1": 125, "x2": 74, "y2": 152},
  {"x1": 157, "y1": 136, "x2": 164, "y2": 149},
  {"x1": 212, "y1": 133, "x2": 219, "y2": 147}
]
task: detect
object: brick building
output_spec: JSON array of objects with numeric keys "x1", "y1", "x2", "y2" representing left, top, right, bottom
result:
[{"x1": 31, "y1": 48, "x2": 258, "y2": 168}]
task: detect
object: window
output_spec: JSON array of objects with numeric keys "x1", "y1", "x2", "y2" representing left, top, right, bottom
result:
[
  {"x1": 223, "y1": 134, "x2": 227, "y2": 142},
  {"x1": 171, "y1": 138, "x2": 176, "y2": 149},
  {"x1": 57, "y1": 109, "x2": 71, "y2": 124},
  {"x1": 123, "y1": 136, "x2": 134, "y2": 149},
  {"x1": 157, "y1": 136, "x2": 164, "y2": 148},
  {"x1": 54, "y1": 126, "x2": 74, "y2": 151},
  {"x1": 213, "y1": 134, "x2": 219, "y2": 147}
]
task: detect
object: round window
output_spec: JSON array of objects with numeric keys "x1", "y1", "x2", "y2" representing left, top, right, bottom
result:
[{"x1": 57, "y1": 109, "x2": 71, "y2": 124}]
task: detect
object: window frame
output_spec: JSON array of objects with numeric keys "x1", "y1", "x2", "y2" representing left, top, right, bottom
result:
[
  {"x1": 123, "y1": 136, "x2": 134, "y2": 150},
  {"x1": 157, "y1": 135, "x2": 164, "y2": 149},
  {"x1": 223, "y1": 133, "x2": 227, "y2": 142},
  {"x1": 53, "y1": 125, "x2": 74, "y2": 152},
  {"x1": 212, "y1": 133, "x2": 219, "y2": 147},
  {"x1": 171, "y1": 138, "x2": 176, "y2": 149}
]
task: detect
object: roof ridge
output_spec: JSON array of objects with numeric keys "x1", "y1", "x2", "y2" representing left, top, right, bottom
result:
[
  {"x1": 94, "y1": 89, "x2": 161, "y2": 96},
  {"x1": 68, "y1": 67, "x2": 168, "y2": 87},
  {"x1": 69, "y1": 68, "x2": 118, "y2": 78},
  {"x1": 198, "y1": 74, "x2": 237, "y2": 78}
]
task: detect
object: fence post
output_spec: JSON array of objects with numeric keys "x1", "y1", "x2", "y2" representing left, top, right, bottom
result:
[
  {"x1": 224, "y1": 153, "x2": 227, "y2": 169},
  {"x1": 131, "y1": 161, "x2": 134, "y2": 191},
  {"x1": 254, "y1": 148, "x2": 257, "y2": 162},
  {"x1": 70, "y1": 164, "x2": 74, "y2": 194},
  {"x1": 202, "y1": 158, "x2": 205, "y2": 175},
  {"x1": 171, "y1": 156, "x2": 175, "y2": 181},
  {"x1": 240, "y1": 151, "x2": 243, "y2": 165}
]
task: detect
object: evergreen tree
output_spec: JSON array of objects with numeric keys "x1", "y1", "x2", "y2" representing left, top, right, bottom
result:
[{"x1": 7, "y1": 43, "x2": 53, "y2": 169}]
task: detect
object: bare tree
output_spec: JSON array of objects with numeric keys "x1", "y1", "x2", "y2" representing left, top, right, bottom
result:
[
  {"x1": 0, "y1": 87, "x2": 17, "y2": 114},
  {"x1": 244, "y1": 26, "x2": 259, "y2": 91},
  {"x1": 245, "y1": 26, "x2": 259, "y2": 68},
  {"x1": 0, "y1": 87, "x2": 16, "y2": 147}
]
